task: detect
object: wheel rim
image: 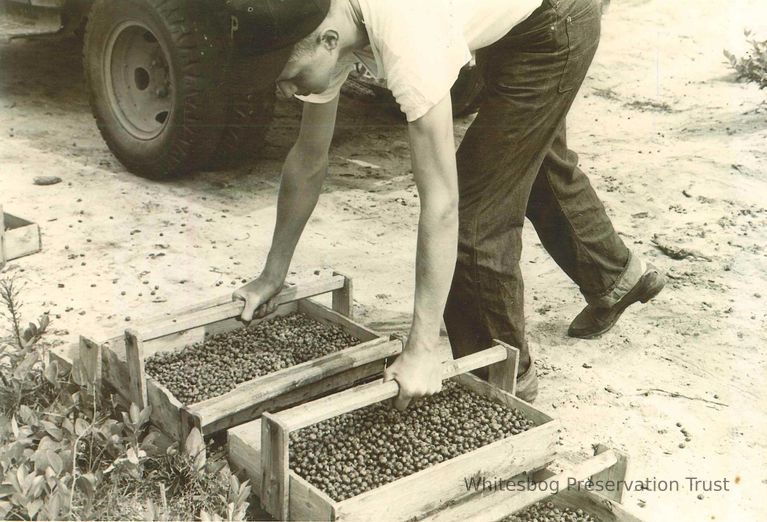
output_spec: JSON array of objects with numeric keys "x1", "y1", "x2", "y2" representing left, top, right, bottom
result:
[{"x1": 104, "y1": 21, "x2": 174, "y2": 140}]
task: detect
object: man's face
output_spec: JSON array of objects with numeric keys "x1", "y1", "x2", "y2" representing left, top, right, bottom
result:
[{"x1": 276, "y1": 43, "x2": 338, "y2": 98}]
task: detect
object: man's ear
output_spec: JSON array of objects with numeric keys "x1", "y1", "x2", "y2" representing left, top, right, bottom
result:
[{"x1": 320, "y1": 29, "x2": 339, "y2": 51}]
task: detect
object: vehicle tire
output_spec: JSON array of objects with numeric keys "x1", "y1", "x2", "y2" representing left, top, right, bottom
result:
[
  {"x1": 207, "y1": 53, "x2": 278, "y2": 169},
  {"x1": 346, "y1": 64, "x2": 485, "y2": 119},
  {"x1": 84, "y1": 0, "x2": 229, "y2": 179}
]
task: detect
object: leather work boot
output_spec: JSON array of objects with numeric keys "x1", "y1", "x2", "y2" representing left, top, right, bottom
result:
[
  {"x1": 515, "y1": 363, "x2": 538, "y2": 403},
  {"x1": 568, "y1": 263, "x2": 666, "y2": 339}
]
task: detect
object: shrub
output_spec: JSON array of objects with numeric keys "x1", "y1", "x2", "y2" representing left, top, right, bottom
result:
[
  {"x1": 0, "y1": 276, "x2": 250, "y2": 520},
  {"x1": 724, "y1": 30, "x2": 767, "y2": 89}
]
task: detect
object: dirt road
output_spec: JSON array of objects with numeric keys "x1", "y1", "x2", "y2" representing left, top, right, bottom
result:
[{"x1": 1, "y1": 0, "x2": 766, "y2": 520}]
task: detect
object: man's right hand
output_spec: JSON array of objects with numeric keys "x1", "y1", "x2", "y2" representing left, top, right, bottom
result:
[{"x1": 232, "y1": 275, "x2": 284, "y2": 322}]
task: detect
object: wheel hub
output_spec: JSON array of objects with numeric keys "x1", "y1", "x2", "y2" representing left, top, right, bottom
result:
[{"x1": 104, "y1": 22, "x2": 173, "y2": 140}]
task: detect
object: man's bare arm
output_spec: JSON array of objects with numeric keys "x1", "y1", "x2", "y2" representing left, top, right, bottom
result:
[
  {"x1": 384, "y1": 93, "x2": 459, "y2": 410},
  {"x1": 234, "y1": 96, "x2": 340, "y2": 321}
]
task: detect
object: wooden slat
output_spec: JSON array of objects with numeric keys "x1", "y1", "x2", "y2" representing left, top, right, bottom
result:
[
  {"x1": 202, "y1": 359, "x2": 387, "y2": 436},
  {"x1": 139, "y1": 274, "x2": 347, "y2": 334},
  {"x1": 229, "y1": 422, "x2": 338, "y2": 520},
  {"x1": 290, "y1": 472, "x2": 337, "y2": 521},
  {"x1": 180, "y1": 407, "x2": 203, "y2": 444},
  {"x1": 421, "y1": 451, "x2": 619, "y2": 522},
  {"x1": 275, "y1": 346, "x2": 509, "y2": 432},
  {"x1": 78, "y1": 336, "x2": 102, "y2": 399},
  {"x1": 142, "y1": 310, "x2": 293, "y2": 358},
  {"x1": 50, "y1": 341, "x2": 76, "y2": 370},
  {"x1": 142, "y1": 275, "x2": 346, "y2": 341},
  {"x1": 487, "y1": 340, "x2": 519, "y2": 396},
  {"x1": 298, "y1": 299, "x2": 380, "y2": 342},
  {"x1": 101, "y1": 335, "x2": 132, "y2": 400},
  {"x1": 331, "y1": 271, "x2": 353, "y2": 318},
  {"x1": 260, "y1": 413, "x2": 290, "y2": 520},
  {"x1": 1, "y1": 213, "x2": 32, "y2": 229},
  {"x1": 591, "y1": 444, "x2": 629, "y2": 503},
  {"x1": 2, "y1": 212, "x2": 41, "y2": 262},
  {"x1": 146, "y1": 379, "x2": 183, "y2": 440},
  {"x1": 228, "y1": 419, "x2": 264, "y2": 490},
  {"x1": 124, "y1": 329, "x2": 147, "y2": 409},
  {"x1": 552, "y1": 488, "x2": 644, "y2": 522},
  {"x1": 335, "y1": 414, "x2": 558, "y2": 522},
  {"x1": 454, "y1": 374, "x2": 554, "y2": 427},
  {"x1": 190, "y1": 337, "x2": 399, "y2": 428}
]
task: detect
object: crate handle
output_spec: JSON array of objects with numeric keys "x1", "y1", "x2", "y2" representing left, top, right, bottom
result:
[
  {"x1": 272, "y1": 342, "x2": 518, "y2": 433},
  {"x1": 139, "y1": 274, "x2": 347, "y2": 341}
]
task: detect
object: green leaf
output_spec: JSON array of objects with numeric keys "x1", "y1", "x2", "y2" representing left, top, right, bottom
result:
[
  {"x1": 44, "y1": 361, "x2": 59, "y2": 386},
  {"x1": 74, "y1": 418, "x2": 88, "y2": 437},
  {"x1": 138, "y1": 406, "x2": 152, "y2": 428},
  {"x1": 29, "y1": 476, "x2": 45, "y2": 498},
  {"x1": 46, "y1": 451, "x2": 63, "y2": 475},
  {"x1": 194, "y1": 450, "x2": 206, "y2": 473},
  {"x1": 126, "y1": 447, "x2": 140, "y2": 465},
  {"x1": 21, "y1": 469, "x2": 35, "y2": 495},
  {"x1": 0, "y1": 500, "x2": 12, "y2": 519},
  {"x1": 43, "y1": 492, "x2": 61, "y2": 521},
  {"x1": 76, "y1": 473, "x2": 96, "y2": 501},
  {"x1": 129, "y1": 403, "x2": 140, "y2": 426},
  {"x1": 26, "y1": 498, "x2": 43, "y2": 519},
  {"x1": 0, "y1": 483, "x2": 15, "y2": 499},
  {"x1": 184, "y1": 428, "x2": 204, "y2": 457},
  {"x1": 24, "y1": 322, "x2": 38, "y2": 340},
  {"x1": 61, "y1": 418, "x2": 74, "y2": 436},
  {"x1": 33, "y1": 450, "x2": 50, "y2": 473},
  {"x1": 41, "y1": 422, "x2": 63, "y2": 442},
  {"x1": 17, "y1": 405, "x2": 36, "y2": 426},
  {"x1": 10, "y1": 417, "x2": 18, "y2": 439}
]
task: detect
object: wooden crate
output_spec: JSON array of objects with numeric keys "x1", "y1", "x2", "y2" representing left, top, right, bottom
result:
[
  {"x1": 422, "y1": 445, "x2": 643, "y2": 522},
  {"x1": 229, "y1": 344, "x2": 561, "y2": 522},
  {"x1": 1, "y1": 205, "x2": 42, "y2": 266},
  {"x1": 52, "y1": 273, "x2": 402, "y2": 440}
]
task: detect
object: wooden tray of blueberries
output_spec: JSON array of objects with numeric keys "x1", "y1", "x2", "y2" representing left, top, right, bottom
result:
[
  {"x1": 52, "y1": 272, "x2": 402, "y2": 440},
  {"x1": 228, "y1": 344, "x2": 563, "y2": 521}
]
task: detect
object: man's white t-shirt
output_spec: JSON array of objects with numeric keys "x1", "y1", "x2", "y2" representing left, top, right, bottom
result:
[{"x1": 296, "y1": 0, "x2": 543, "y2": 122}]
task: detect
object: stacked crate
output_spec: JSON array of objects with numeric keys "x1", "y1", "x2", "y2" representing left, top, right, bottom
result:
[
  {"x1": 1, "y1": 205, "x2": 42, "y2": 267},
  {"x1": 229, "y1": 344, "x2": 643, "y2": 521},
  {"x1": 51, "y1": 273, "x2": 402, "y2": 440}
]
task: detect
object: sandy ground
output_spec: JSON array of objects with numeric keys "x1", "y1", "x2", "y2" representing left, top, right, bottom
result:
[{"x1": 1, "y1": 0, "x2": 766, "y2": 520}]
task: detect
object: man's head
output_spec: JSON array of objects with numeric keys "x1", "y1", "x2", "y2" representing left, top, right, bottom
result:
[
  {"x1": 228, "y1": 0, "x2": 362, "y2": 98},
  {"x1": 276, "y1": 0, "x2": 366, "y2": 99},
  {"x1": 275, "y1": 24, "x2": 341, "y2": 98}
]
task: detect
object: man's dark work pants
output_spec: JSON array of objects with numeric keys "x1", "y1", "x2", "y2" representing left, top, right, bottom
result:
[{"x1": 444, "y1": 0, "x2": 644, "y2": 374}]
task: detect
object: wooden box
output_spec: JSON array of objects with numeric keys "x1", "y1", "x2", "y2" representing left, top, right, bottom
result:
[
  {"x1": 229, "y1": 344, "x2": 561, "y2": 522},
  {"x1": 52, "y1": 273, "x2": 402, "y2": 440},
  {"x1": 1, "y1": 205, "x2": 42, "y2": 265},
  {"x1": 423, "y1": 445, "x2": 643, "y2": 522}
]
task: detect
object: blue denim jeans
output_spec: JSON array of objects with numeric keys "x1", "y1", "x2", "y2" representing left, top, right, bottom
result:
[{"x1": 444, "y1": 0, "x2": 642, "y2": 373}]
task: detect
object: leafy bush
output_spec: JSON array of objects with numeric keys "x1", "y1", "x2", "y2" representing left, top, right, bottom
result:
[
  {"x1": 724, "y1": 30, "x2": 767, "y2": 89},
  {"x1": 0, "y1": 276, "x2": 250, "y2": 520}
]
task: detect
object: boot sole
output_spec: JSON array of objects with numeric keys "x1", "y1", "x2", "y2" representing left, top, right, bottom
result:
[{"x1": 570, "y1": 267, "x2": 666, "y2": 340}]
